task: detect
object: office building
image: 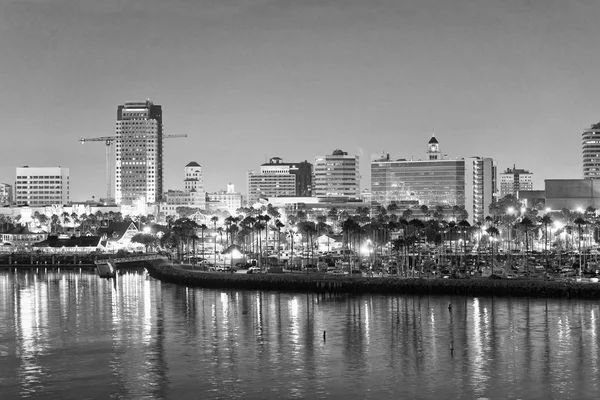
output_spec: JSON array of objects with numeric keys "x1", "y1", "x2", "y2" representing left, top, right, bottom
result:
[
  {"x1": 0, "y1": 183, "x2": 12, "y2": 205},
  {"x1": 15, "y1": 166, "x2": 70, "y2": 206},
  {"x1": 313, "y1": 149, "x2": 360, "y2": 199},
  {"x1": 371, "y1": 136, "x2": 495, "y2": 223},
  {"x1": 247, "y1": 157, "x2": 312, "y2": 204},
  {"x1": 115, "y1": 100, "x2": 163, "y2": 205},
  {"x1": 582, "y1": 123, "x2": 600, "y2": 179},
  {"x1": 499, "y1": 166, "x2": 533, "y2": 198}
]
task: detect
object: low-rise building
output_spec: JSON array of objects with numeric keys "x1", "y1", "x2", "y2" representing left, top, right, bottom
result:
[
  {"x1": 15, "y1": 166, "x2": 70, "y2": 206},
  {"x1": 206, "y1": 183, "x2": 243, "y2": 214}
]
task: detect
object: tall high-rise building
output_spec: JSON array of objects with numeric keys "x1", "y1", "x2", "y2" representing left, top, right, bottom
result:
[
  {"x1": 313, "y1": 150, "x2": 360, "y2": 199},
  {"x1": 370, "y1": 136, "x2": 496, "y2": 223},
  {"x1": 465, "y1": 157, "x2": 496, "y2": 223},
  {"x1": 115, "y1": 100, "x2": 163, "y2": 205},
  {"x1": 15, "y1": 166, "x2": 70, "y2": 206},
  {"x1": 499, "y1": 165, "x2": 533, "y2": 198},
  {"x1": 582, "y1": 123, "x2": 600, "y2": 179},
  {"x1": 247, "y1": 157, "x2": 312, "y2": 204}
]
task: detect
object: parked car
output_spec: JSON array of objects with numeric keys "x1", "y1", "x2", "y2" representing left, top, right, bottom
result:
[{"x1": 247, "y1": 267, "x2": 261, "y2": 274}]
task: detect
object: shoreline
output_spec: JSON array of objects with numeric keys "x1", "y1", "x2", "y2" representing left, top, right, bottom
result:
[
  {"x1": 0, "y1": 264, "x2": 96, "y2": 270},
  {"x1": 145, "y1": 260, "x2": 600, "y2": 299}
]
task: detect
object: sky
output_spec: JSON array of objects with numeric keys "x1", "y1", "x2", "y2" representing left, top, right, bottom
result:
[{"x1": 1, "y1": 0, "x2": 599, "y2": 201}]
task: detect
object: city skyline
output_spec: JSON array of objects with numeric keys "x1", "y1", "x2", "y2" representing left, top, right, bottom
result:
[{"x1": 2, "y1": 0, "x2": 599, "y2": 200}]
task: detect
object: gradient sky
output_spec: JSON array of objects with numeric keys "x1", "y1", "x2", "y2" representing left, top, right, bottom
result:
[{"x1": 1, "y1": 0, "x2": 599, "y2": 201}]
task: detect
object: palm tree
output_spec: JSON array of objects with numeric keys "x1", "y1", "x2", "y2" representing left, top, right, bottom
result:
[
  {"x1": 199, "y1": 223, "x2": 208, "y2": 267},
  {"x1": 172, "y1": 218, "x2": 199, "y2": 262},
  {"x1": 486, "y1": 226, "x2": 500, "y2": 269},
  {"x1": 458, "y1": 220, "x2": 471, "y2": 267},
  {"x1": 540, "y1": 214, "x2": 553, "y2": 266},
  {"x1": 420, "y1": 204, "x2": 430, "y2": 221},
  {"x1": 274, "y1": 219, "x2": 285, "y2": 263},
  {"x1": 574, "y1": 216, "x2": 587, "y2": 274},
  {"x1": 210, "y1": 216, "x2": 219, "y2": 265},
  {"x1": 519, "y1": 216, "x2": 535, "y2": 274},
  {"x1": 254, "y1": 219, "x2": 266, "y2": 270},
  {"x1": 258, "y1": 214, "x2": 271, "y2": 257}
]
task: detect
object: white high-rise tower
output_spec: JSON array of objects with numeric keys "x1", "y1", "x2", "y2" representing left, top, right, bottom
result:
[{"x1": 115, "y1": 100, "x2": 163, "y2": 205}]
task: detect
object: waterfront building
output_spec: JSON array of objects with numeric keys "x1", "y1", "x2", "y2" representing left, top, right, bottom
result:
[
  {"x1": 97, "y1": 221, "x2": 140, "y2": 251},
  {"x1": 499, "y1": 165, "x2": 533, "y2": 198},
  {"x1": 15, "y1": 166, "x2": 70, "y2": 206},
  {"x1": 582, "y1": 123, "x2": 600, "y2": 179},
  {"x1": 206, "y1": 183, "x2": 243, "y2": 214},
  {"x1": 115, "y1": 100, "x2": 163, "y2": 205},
  {"x1": 313, "y1": 150, "x2": 360, "y2": 199},
  {"x1": 0, "y1": 183, "x2": 13, "y2": 205},
  {"x1": 159, "y1": 162, "x2": 206, "y2": 217},
  {"x1": 0, "y1": 225, "x2": 48, "y2": 248},
  {"x1": 247, "y1": 157, "x2": 312, "y2": 204},
  {"x1": 370, "y1": 136, "x2": 495, "y2": 223}
]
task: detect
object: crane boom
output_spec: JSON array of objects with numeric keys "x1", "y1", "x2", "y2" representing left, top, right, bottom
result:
[{"x1": 78, "y1": 133, "x2": 187, "y2": 202}]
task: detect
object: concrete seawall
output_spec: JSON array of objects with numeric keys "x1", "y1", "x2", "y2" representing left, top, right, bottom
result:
[
  {"x1": 144, "y1": 260, "x2": 600, "y2": 299},
  {"x1": 0, "y1": 264, "x2": 96, "y2": 270}
]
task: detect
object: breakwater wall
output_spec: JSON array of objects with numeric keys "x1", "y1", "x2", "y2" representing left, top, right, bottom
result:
[
  {"x1": 145, "y1": 260, "x2": 600, "y2": 299},
  {"x1": 0, "y1": 264, "x2": 95, "y2": 270}
]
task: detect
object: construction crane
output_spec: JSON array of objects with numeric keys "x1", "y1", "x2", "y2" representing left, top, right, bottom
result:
[{"x1": 79, "y1": 134, "x2": 187, "y2": 202}]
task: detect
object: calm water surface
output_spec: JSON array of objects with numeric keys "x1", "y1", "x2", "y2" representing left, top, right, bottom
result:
[{"x1": 1, "y1": 269, "x2": 600, "y2": 399}]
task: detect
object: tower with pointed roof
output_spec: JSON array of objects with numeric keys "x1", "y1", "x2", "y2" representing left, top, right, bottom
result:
[
  {"x1": 161, "y1": 161, "x2": 206, "y2": 215},
  {"x1": 184, "y1": 161, "x2": 204, "y2": 192},
  {"x1": 427, "y1": 135, "x2": 440, "y2": 160}
]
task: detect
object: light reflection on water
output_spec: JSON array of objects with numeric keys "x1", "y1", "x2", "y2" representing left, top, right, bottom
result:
[{"x1": 1, "y1": 270, "x2": 600, "y2": 399}]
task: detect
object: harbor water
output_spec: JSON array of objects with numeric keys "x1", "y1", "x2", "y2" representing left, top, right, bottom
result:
[{"x1": 1, "y1": 269, "x2": 599, "y2": 399}]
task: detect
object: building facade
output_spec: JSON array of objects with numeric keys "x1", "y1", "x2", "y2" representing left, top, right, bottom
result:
[
  {"x1": 313, "y1": 150, "x2": 360, "y2": 199},
  {"x1": 206, "y1": 183, "x2": 243, "y2": 214},
  {"x1": 499, "y1": 166, "x2": 533, "y2": 198},
  {"x1": 464, "y1": 157, "x2": 496, "y2": 223},
  {"x1": 370, "y1": 137, "x2": 495, "y2": 223},
  {"x1": 371, "y1": 156, "x2": 465, "y2": 208},
  {"x1": 15, "y1": 167, "x2": 70, "y2": 206},
  {"x1": 582, "y1": 124, "x2": 600, "y2": 179},
  {"x1": 160, "y1": 162, "x2": 206, "y2": 217},
  {"x1": 247, "y1": 157, "x2": 312, "y2": 204},
  {"x1": 545, "y1": 179, "x2": 600, "y2": 210},
  {"x1": 115, "y1": 100, "x2": 163, "y2": 205},
  {"x1": 0, "y1": 183, "x2": 12, "y2": 205}
]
